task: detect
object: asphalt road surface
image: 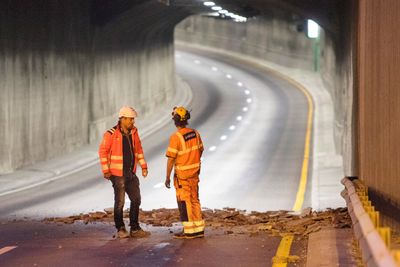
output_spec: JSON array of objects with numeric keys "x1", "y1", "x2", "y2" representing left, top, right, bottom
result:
[{"x1": 0, "y1": 47, "x2": 311, "y2": 220}]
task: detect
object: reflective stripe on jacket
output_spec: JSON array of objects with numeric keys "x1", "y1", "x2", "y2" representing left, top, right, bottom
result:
[
  {"x1": 166, "y1": 128, "x2": 203, "y2": 179},
  {"x1": 99, "y1": 125, "x2": 147, "y2": 176}
]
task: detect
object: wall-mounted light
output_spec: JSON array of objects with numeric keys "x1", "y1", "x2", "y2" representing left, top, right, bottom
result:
[
  {"x1": 218, "y1": 10, "x2": 228, "y2": 14},
  {"x1": 307, "y1": 19, "x2": 319, "y2": 38}
]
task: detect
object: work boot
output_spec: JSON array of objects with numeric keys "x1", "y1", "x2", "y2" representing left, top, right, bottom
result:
[
  {"x1": 130, "y1": 227, "x2": 151, "y2": 238},
  {"x1": 173, "y1": 231, "x2": 187, "y2": 239},
  {"x1": 185, "y1": 231, "x2": 205, "y2": 239},
  {"x1": 173, "y1": 231, "x2": 204, "y2": 239},
  {"x1": 117, "y1": 227, "x2": 130, "y2": 239}
]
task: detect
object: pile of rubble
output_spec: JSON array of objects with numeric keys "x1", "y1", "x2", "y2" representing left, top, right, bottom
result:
[{"x1": 44, "y1": 207, "x2": 350, "y2": 236}]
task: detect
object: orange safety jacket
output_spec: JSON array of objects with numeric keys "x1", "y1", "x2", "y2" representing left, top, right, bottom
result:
[
  {"x1": 166, "y1": 128, "x2": 203, "y2": 179},
  {"x1": 99, "y1": 125, "x2": 147, "y2": 177}
]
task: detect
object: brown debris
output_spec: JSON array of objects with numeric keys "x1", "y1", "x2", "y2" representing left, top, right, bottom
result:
[{"x1": 43, "y1": 207, "x2": 351, "y2": 237}]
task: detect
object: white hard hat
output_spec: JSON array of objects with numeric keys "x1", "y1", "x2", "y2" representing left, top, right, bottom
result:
[{"x1": 118, "y1": 106, "x2": 137, "y2": 118}]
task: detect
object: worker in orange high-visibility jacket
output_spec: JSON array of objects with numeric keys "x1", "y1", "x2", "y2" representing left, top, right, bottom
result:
[
  {"x1": 99, "y1": 106, "x2": 150, "y2": 239},
  {"x1": 165, "y1": 106, "x2": 205, "y2": 239}
]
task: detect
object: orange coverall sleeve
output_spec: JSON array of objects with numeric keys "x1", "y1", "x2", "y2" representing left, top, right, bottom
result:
[
  {"x1": 166, "y1": 134, "x2": 180, "y2": 159},
  {"x1": 98, "y1": 132, "x2": 112, "y2": 174},
  {"x1": 134, "y1": 130, "x2": 148, "y2": 170},
  {"x1": 196, "y1": 131, "x2": 204, "y2": 154}
]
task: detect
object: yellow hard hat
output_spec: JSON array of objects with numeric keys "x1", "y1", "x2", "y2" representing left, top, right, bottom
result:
[{"x1": 172, "y1": 106, "x2": 190, "y2": 121}]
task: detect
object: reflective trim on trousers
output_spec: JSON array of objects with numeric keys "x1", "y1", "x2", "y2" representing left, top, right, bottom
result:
[{"x1": 182, "y1": 220, "x2": 205, "y2": 234}]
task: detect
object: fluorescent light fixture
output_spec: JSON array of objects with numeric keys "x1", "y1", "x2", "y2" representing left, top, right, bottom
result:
[
  {"x1": 219, "y1": 10, "x2": 228, "y2": 14},
  {"x1": 211, "y1": 6, "x2": 222, "y2": 11},
  {"x1": 233, "y1": 15, "x2": 247, "y2": 22},
  {"x1": 203, "y1": 1, "x2": 215, "y2": 6},
  {"x1": 307, "y1": 19, "x2": 319, "y2": 38}
]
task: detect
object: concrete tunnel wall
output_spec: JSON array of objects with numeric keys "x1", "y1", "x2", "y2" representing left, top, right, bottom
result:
[
  {"x1": 174, "y1": 8, "x2": 357, "y2": 177},
  {"x1": 0, "y1": 1, "x2": 189, "y2": 174},
  {"x1": 0, "y1": 0, "x2": 356, "y2": 179}
]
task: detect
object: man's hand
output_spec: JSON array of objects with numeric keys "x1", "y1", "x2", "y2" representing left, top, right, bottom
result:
[
  {"x1": 142, "y1": 168, "x2": 148, "y2": 178},
  {"x1": 165, "y1": 177, "x2": 171, "y2": 189},
  {"x1": 104, "y1": 172, "x2": 112, "y2": 180}
]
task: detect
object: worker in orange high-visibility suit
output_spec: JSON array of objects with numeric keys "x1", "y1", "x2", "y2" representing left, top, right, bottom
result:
[
  {"x1": 99, "y1": 106, "x2": 150, "y2": 239},
  {"x1": 165, "y1": 106, "x2": 205, "y2": 239}
]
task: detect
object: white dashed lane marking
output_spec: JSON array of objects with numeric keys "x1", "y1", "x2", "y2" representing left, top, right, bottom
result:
[
  {"x1": 153, "y1": 183, "x2": 164, "y2": 189},
  {"x1": 209, "y1": 146, "x2": 217, "y2": 152},
  {"x1": 189, "y1": 57, "x2": 254, "y2": 156},
  {"x1": 0, "y1": 246, "x2": 17, "y2": 255}
]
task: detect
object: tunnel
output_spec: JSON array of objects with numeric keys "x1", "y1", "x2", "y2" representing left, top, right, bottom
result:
[{"x1": 1, "y1": 0, "x2": 400, "y2": 266}]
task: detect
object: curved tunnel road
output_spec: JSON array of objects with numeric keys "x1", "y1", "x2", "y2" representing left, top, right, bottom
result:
[{"x1": 0, "y1": 48, "x2": 311, "y2": 219}]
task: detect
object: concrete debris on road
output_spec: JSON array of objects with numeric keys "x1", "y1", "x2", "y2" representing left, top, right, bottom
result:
[{"x1": 44, "y1": 207, "x2": 351, "y2": 236}]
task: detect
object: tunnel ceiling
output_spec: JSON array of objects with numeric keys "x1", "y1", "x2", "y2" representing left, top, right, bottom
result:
[
  {"x1": 167, "y1": 0, "x2": 343, "y2": 33},
  {"x1": 92, "y1": 0, "x2": 344, "y2": 34}
]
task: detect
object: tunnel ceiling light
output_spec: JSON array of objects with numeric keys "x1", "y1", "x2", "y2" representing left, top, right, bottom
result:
[
  {"x1": 307, "y1": 19, "x2": 319, "y2": 38},
  {"x1": 235, "y1": 17, "x2": 247, "y2": 23},
  {"x1": 226, "y1": 13, "x2": 234, "y2": 17},
  {"x1": 218, "y1": 9, "x2": 228, "y2": 14},
  {"x1": 207, "y1": 12, "x2": 220, "y2": 17},
  {"x1": 203, "y1": 1, "x2": 215, "y2": 6},
  {"x1": 211, "y1": 6, "x2": 222, "y2": 11}
]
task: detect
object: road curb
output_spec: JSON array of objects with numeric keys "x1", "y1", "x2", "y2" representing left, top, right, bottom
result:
[{"x1": 341, "y1": 177, "x2": 397, "y2": 266}]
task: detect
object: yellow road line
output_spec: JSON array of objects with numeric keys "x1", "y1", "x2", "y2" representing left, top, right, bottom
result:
[
  {"x1": 0, "y1": 246, "x2": 17, "y2": 255},
  {"x1": 272, "y1": 235, "x2": 294, "y2": 267},
  {"x1": 288, "y1": 80, "x2": 314, "y2": 212},
  {"x1": 255, "y1": 65, "x2": 314, "y2": 212}
]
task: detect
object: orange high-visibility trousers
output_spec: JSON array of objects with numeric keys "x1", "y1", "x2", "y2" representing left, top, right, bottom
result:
[{"x1": 174, "y1": 175, "x2": 205, "y2": 236}]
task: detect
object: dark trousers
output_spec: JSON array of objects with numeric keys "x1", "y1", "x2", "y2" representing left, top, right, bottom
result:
[{"x1": 111, "y1": 173, "x2": 141, "y2": 230}]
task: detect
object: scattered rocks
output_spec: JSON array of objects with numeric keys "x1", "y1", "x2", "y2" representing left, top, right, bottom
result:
[{"x1": 43, "y1": 207, "x2": 351, "y2": 236}]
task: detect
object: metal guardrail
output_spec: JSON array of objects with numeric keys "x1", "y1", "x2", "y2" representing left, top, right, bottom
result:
[{"x1": 341, "y1": 177, "x2": 399, "y2": 266}]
